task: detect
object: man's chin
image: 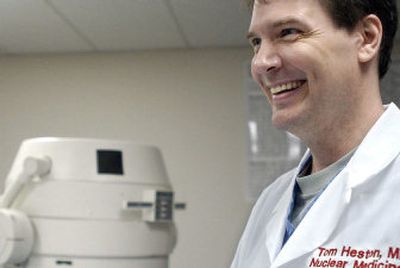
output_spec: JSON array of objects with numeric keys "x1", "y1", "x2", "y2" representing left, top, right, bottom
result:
[
  {"x1": 271, "y1": 114, "x2": 294, "y2": 130},
  {"x1": 271, "y1": 104, "x2": 308, "y2": 131}
]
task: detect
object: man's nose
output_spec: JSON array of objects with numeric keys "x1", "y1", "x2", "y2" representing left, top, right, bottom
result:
[{"x1": 251, "y1": 44, "x2": 282, "y2": 75}]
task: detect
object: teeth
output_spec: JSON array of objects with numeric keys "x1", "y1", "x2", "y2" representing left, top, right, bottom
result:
[{"x1": 270, "y1": 81, "x2": 303, "y2": 94}]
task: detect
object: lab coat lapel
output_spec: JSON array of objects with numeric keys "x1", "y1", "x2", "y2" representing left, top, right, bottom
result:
[
  {"x1": 272, "y1": 169, "x2": 350, "y2": 267},
  {"x1": 264, "y1": 151, "x2": 312, "y2": 263},
  {"x1": 264, "y1": 176, "x2": 295, "y2": 262}
]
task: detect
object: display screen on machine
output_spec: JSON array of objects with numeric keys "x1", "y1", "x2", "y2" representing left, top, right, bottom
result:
[{"x1": 97, "y1": 150, "x2": 124, "y2": 175}]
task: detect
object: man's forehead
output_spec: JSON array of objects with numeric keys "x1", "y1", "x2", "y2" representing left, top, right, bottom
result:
[
  {"x1": 252, "y1": 0, "x2": 310, "y2": 14},
  {"x1": 249, "y1": 0, "x2": 333, "y2": 33},
  {"x1": 252, "y1": 0, "x2": 326, "y2": 17}
]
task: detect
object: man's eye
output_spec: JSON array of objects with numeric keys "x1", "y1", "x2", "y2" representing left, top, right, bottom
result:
[
  {"x1": 279, "y1": 28, "x2": 302, "y2": 39},
  {"x1": 249, "y1": 38, "x2": 261, "y2": 50}
]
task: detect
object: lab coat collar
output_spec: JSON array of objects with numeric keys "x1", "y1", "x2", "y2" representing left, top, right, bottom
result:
[
  {"x1": 346, "y1": 103, "x2": 400, "y2": 189},
  {"x1": 268, "y1": 103, "x2": 400, "y2": 267}
]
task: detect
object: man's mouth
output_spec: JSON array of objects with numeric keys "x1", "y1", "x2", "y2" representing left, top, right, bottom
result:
[{"x1": 269, "y1": 80, "x2": 306, "y2": 95}]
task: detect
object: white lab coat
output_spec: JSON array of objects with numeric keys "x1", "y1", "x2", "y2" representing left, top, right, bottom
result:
[{"x1": 231, "y1": 103, "x2": 400, "y2": 268}]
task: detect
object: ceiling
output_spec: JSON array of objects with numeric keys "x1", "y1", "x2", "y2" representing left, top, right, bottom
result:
[
  {"x1": 1, "y1": 0, "x2": 399, "y2": 55},
  {"x1": 0, "y1": 0, "x2": 251, "y2": 55}
]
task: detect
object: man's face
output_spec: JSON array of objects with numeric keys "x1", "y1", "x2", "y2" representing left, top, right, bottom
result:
[{"x1": 248, "y1": 0, "x2": 361, "y2": 137}]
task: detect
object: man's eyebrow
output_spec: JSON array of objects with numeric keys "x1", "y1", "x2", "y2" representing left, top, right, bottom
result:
[{"x1": 272, "y1": 17, "x2": 305, "y2": 28}]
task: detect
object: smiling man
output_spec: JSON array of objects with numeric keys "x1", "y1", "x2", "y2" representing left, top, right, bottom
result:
[{"x1": 231, "y1": 0, "x2": 399, "y2": 267}]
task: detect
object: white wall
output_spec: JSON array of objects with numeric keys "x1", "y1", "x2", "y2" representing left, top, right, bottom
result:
[{"x1": 0, "y1": 48, "x2": 253, "y2": 268}]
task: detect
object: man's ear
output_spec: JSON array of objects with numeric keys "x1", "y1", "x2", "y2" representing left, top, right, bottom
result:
[{"x1": 356, "y1": 14, "x2": 383, "y2": 63}]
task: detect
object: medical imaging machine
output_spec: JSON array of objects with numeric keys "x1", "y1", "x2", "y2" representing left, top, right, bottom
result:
[{"x1": 0, "y1": 137, "x2": 184, "y2": 268}]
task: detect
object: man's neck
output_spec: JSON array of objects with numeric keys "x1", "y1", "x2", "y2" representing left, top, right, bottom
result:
[{"x1": 306, "y1": 101, "x2": 384, "y2": 173}]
